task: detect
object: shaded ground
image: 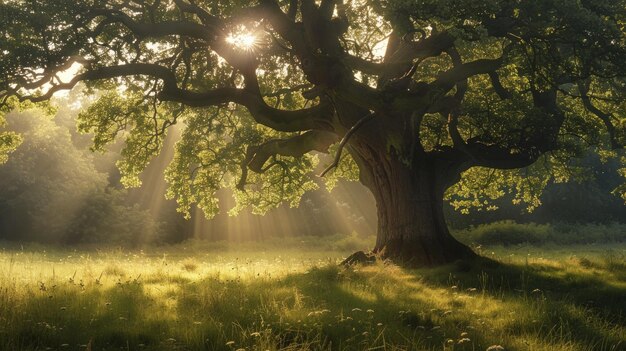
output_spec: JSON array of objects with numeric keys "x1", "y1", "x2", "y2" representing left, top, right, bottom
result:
[{"x1": 0, "y1": 243, "x2": 624, "y2": 350}]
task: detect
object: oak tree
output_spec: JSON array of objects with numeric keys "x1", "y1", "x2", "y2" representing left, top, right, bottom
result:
[{"x1": 1, "y1": 0, "x2": 626, "y2": 265}]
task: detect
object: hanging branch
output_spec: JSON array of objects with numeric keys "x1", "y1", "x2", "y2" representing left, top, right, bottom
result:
[{"x1": 319, "y1": 111, "x2": 376, "y2": 177}]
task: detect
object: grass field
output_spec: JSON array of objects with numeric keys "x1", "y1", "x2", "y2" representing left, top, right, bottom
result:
[{"x1": 0, "y1": 239, "x2": 624, "y2": 351}]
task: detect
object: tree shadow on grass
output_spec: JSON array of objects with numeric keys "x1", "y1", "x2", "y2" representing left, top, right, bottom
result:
[
  {"x1": 174, "y1": 256, "x2": 625, "y2": 350},
  {"x1": 428, "y1": 256, "x2": 626, "y2": 323},
  {"x1": 416, "y1": 257, "x2": 626, "y2": 349},
  {"x1": 3, "y1": 256, "x2": 624, "y2": 351}
]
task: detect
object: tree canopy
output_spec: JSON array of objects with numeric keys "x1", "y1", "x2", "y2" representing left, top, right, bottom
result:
[{"x1": 1, "y1": 0, "x2": 626, "y2": 263}]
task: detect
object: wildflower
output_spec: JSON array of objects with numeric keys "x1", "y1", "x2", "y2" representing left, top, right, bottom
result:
[
  {"x1": 250, "y1": 332, "x2": 260, "y2": 337},
  {"x1": 352, "y1": 308, "x2": 362, "y2": 312},
  {"x1": 225, "y1": 341, "x2": 235, "y2": 346},
  {"x1": 366, "y1": 309, "x2": 374, "y2": 313},
  {"x1": 458, "y1": 337, "x2": 471, "y2": 344}
]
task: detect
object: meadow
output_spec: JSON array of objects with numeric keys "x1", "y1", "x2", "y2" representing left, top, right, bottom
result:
[{"x1": 0, "y1": 228, "x2": 624, "y2": 351}]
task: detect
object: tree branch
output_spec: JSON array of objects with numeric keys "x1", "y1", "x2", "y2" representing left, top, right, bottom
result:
[
  {"x1": 319, "y1": 111, "x2": 375, "y2": 177},
  {"x1": 377, "y1": 32, "x2": 456, "y2": 84},
  {"x1": 432, "y1": 58, "x2": 503, "y2": 91},
  {"x1": 577, "y1": 81, "x2": 621, "y2": 149},
  {"x1": 444, "y1": 88, "x2": 564, "y2": 170},
  {"x1": 489, "y1": 71, "x2": 511, "y2": 100},
  {"x1": 248, "y1": 131, "x2": 339, "y2": 173},
  {"x1": 12, "y1": 63, "x2": 334, "y2": 133},
  {"x1": 237, "y1": 130, "x2": 339, "y2": 189},
  {"x1": 89, "y1": 9, "x2": 213, "y2": 40}
]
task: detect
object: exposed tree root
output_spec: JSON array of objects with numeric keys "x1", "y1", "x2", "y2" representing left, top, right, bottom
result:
[{"x1": 341, "y1": 251, "x2": 377, "y2": 266}]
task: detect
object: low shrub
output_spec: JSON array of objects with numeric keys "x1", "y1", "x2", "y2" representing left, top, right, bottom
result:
[{"x1": 454, "y1": 221, "x2": 626, "y2": 246}]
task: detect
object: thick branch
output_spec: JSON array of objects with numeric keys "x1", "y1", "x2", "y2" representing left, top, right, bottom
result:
[
  {"x1": 433, "y1": 58, "x2": 503, "y2": 91},
  {"x1": 248, "y1": 131, "x2": 339, "y2": 173},
  {"x1": 90, "y1": 9, "x2": 213, "y2": 40},
  {"x1": 489, "y1": 71, "x2": 511, "y2": 100},
  {"x1": 578, "y1": 81, "x2": 621, "y2": 149},
  {"x1": 377, "y1": 32, "x2": 456, "y2": 84},
  {"x1": 13, "y1": 63, "x2": 334, "y2": 133},
  {"x1": 90, "y1": 6, "x2": 261, "y2": 72},
  {"x1": 172, "y1": 0, "x2": 221, "y2": 27},
  {"x1": 237, "y1": 130, "x2": 339, "y2": 189},
  {"x1": 463, "y1": 143, "x2": 542, "y2": 169},
  {"x1": 444, "y1": 88, "x2": 564, "y2": 170}
]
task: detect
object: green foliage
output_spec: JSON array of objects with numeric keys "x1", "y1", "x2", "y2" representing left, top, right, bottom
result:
[
  {"x1": 230, "y1": 153, "x2": 320, "y2": 215},
  {"x1": 0, "y1": 128, "x2": 21, "y2": 164},
  {"x1": 78, "y1": 91, "x2": 177, "y2": 188},
  {"x1": 0, "y1": 110, "x2": 107, "y2": 242},
  {"x1": 63, "y1": 189, "x2": 162, "y2": 246},
  {"x1": 162, "y1": 104, "x2": 322, "y2": 219},
  {"x1": 164, "y1": 107, "x2": 238, "y2": 218},
  {"x1": 613, "y1": 156, "x2": 626, "y2": 201},
  {"x1": 0, "y1": 97, "x2": 57, "y2": 164},
  {"x1": 447, "y1": 150, "x2": 597, "y2": 214},
  {"x1": 0, "y1": 109, "x2": 161, "y2": 245},
  {"x1": 455, "y1": 221, "x2": 626, "y2": 246},
  {"x1": 457, "y1": 221, "x2": 554, "y2": 246}
]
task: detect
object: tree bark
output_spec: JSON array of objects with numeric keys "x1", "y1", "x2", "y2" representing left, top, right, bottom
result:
[{"x1": 354, "y1": 146, "x2": 476, "y2": 266}]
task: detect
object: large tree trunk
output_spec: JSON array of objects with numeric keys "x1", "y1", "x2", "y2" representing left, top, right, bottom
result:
[{"x1": 354, "y1": 147, "x2": 476, "y2": 266}]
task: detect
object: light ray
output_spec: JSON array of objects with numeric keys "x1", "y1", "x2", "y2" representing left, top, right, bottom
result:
[{"x1": 225, "y1": 25, "x2": 260, "y2": 52}]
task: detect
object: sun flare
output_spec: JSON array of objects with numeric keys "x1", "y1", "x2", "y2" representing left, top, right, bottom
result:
[{"x1": 225, "y1": 32, "x2": 258, "y2": 51}]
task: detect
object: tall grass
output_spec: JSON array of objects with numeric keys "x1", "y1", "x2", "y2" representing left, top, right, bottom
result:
[{"x1": 0, "y1": 241, "x2": 624, "y2": 350}]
